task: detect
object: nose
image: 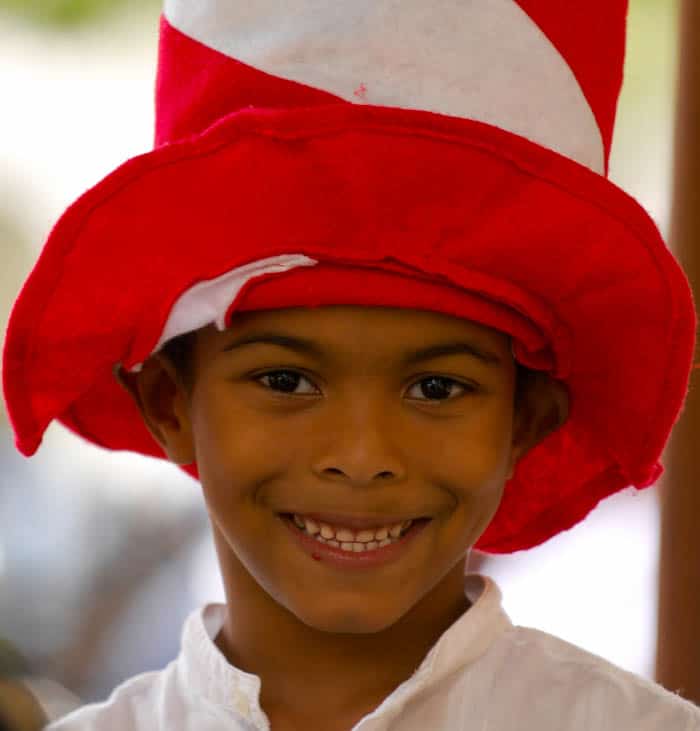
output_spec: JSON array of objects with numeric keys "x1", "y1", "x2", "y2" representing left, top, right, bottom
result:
[{"x1": 312, "y1": 400, "x2": 406, "y2": 487}]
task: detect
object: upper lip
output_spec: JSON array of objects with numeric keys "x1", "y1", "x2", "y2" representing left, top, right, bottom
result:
[{"x1": 280, "y1": 511, "x2": 429, "y2": 530}]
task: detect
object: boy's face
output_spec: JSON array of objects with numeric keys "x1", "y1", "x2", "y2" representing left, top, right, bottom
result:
[{"x1": 129, "y1": 306, "x2": 565, "y2": 635}]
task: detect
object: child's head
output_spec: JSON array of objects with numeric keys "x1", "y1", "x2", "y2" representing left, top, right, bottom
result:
[
  {"x1": 3, "y1": 0, "x2": 694, "y2": 578},
  {"x1": 117, "y1": 305, "x2": 568, "y2": 633}
]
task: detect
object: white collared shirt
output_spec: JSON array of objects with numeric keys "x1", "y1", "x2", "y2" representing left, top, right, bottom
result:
[{"x1": 46, "y1": 574, "x2": 700, "y2": 730}]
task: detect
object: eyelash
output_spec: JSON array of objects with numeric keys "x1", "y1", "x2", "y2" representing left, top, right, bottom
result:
[{"x1": 251, "y1": 368, "x2": 478, "y2": 404}]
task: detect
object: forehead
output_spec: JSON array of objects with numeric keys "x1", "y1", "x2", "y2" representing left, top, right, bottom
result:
[
  {"x1": 235, "y1": 304, "x2": 505, "y2": 337},
  {"x1": 197, "y1": 305, "x2": 512, "y2": 365}
]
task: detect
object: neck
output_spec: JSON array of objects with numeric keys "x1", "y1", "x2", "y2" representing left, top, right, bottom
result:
[{"x1": 212, "y1": 529, "x2": 472, "y2": 721}]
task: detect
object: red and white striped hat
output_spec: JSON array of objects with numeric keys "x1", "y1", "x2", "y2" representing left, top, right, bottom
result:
[{"x1": 3, "y1": 1, "x2": 697, "y2": 552}]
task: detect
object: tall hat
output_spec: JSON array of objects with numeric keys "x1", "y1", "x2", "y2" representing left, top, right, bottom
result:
[{"x1": 3, "y1": 0, "x2": 697, "y2": 553}]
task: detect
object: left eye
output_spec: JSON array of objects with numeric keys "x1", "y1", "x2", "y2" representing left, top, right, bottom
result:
[{"x1": 253, "y1": 370, "x2": 476, "y2": 402}]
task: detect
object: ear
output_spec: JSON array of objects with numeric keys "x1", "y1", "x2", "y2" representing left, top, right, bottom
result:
[
  {"x1": 507, "y1": 371, "x2": 569, "y2": 480},
  {"x1": 114, "y1": 356, "x2": 196, "y2": 465}
]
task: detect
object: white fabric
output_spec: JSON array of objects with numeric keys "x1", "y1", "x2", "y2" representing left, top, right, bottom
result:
[
  {"x1": 129, "y1": 254, "x2": 318, "y2": 370},
  {"x1": 163, "y1": 0, "x2": 605, "y2": 174},
  {"x1": 45, "y1": 574, "x2": 700, "y2": 730}
]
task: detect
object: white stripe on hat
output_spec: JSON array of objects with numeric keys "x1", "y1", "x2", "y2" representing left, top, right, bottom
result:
[{"x1": 164, "y1": 0, "x2": 605, "y2": 174}]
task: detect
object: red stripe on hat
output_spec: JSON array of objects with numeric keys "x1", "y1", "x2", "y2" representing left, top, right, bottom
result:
[
  {"x1": 155, "y1": 16, "x2": 344, "y2": 147},
  {"x1": 515, "y1": 0, "x2": 628, "y2": 170}
]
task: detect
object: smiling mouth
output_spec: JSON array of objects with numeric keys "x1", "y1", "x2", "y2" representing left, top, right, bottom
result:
[
  {"x1": 278, "y1": 513, "x2": 432, "y2": 570},
  {"x1": 279, "y1": 512, "x2": 431, "y2": 551}
]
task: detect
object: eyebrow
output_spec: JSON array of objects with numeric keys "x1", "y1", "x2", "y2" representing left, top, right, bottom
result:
[{"x1": 221, "y1": 332, "x2": 503, "y2": 367}]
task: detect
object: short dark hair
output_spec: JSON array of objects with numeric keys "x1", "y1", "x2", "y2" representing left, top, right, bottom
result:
[
  {"x1": 161, "y1": 329, "x2": 197, "y2": 390},
  {"x1": 161, "y1": 329, "x2": 537, "y2": 407}
]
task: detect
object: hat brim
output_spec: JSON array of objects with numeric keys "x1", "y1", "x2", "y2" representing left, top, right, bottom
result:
[{"x1": 3, "y1": 103, "x2": 696, "y2": 552}]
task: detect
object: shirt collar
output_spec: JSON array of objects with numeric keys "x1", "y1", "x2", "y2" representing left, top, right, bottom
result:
[{"x1": 177, "y1": 573, "x2": 512, "y2": 724}]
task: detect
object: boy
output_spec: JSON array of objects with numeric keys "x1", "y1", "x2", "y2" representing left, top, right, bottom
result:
[{"x1": 3, "y1": 1, "x2": 700, "y2": 729}]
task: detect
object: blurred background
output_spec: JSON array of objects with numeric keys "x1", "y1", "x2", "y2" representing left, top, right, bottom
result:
[{"x1": 0, "y1": 0, "x2": 685, "y2": 725}]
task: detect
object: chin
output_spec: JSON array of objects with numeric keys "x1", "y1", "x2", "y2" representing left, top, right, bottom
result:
[{"x1": 295, "y1": 598, "x2": 409, "y2": 635}]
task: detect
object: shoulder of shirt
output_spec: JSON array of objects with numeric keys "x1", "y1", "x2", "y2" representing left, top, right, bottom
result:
[
  {"x1": 42, "y1": 663, "x2": 175, "y2": 731},
  {"x1": 497, "y1": 625, "x2": 700, "y2": 729}
]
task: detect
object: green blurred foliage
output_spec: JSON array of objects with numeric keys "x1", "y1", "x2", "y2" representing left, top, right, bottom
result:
[
  {"x1": 0, "y1": 0, "x2": 674, "y2": 30},
  {"x1": 0, "y1": 0, "x2": 672, "y2": 32},
  {"x1": 0, "y1": 0, "x2": 157, "y2": 27}
]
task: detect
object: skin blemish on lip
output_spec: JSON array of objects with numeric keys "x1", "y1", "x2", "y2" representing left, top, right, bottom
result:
[{"x1": 311, "y1": 553, "x2": 322, "y2": 561}]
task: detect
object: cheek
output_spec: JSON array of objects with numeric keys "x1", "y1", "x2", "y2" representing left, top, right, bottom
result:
[
  {"x1": 190, "y1": 386, "x2": 302, "y2": 505},
  {"x1": 423, "y1": 404, "x2": 513, "y2": 538},
  {"x1": 425, "y1": 403, "x2": 514, "y2": 486}
]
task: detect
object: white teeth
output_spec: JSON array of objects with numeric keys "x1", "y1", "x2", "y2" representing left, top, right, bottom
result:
[
  {"x1": 333, "y1": 537, "x2": 397, "y2": 553},
  {"x1": 305, "y1": 518, "x2": 320, "y2": 535},
  {"x1": 291, "y1": 514, "x2": 417, "y2": 552},
  {"x1": 356, "y1": 529, "x2": 375, "y2": 542}
]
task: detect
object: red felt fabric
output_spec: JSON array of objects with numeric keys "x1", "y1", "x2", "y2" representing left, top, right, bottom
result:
[
  {"x1": 2, "y1": 102, "x2": 696, "y2": 553},
  {"x1": 155, "y1": 17, "x2": 343, "y2": 148}
]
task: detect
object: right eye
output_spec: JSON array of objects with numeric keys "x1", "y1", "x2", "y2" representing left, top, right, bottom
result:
[{"x1": 255, "y1": 370, "x2": 319, "y2": 395}]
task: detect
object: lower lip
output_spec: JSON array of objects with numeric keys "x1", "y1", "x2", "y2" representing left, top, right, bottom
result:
[{"x1": 279, "y1": 514, "x2": 431, "y2": 570}]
